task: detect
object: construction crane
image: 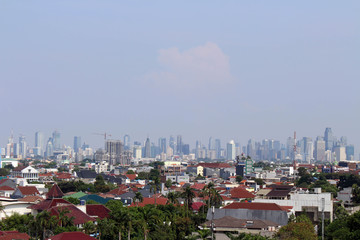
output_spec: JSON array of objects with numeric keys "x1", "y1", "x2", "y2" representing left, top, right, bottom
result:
[{"x1": 92, "y1": 132, "x2": 112, "y2": 140}]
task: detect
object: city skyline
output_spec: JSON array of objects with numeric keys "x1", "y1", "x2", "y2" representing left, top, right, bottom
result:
[
  {"x1": 1, "y1": 127, "x2": 358, "y2": 161},
  {"x1": 1, "y1": 1, "x2": 359, "y2": 157}
]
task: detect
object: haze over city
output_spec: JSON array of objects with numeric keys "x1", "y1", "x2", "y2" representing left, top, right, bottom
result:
[{"x1": 1, "y1": 1, "x2": 359, "y2": 151}]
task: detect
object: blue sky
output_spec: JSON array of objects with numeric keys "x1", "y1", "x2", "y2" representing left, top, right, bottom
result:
[{"x1": 0, "y1": 1, "x2": 359, "y2": 153}]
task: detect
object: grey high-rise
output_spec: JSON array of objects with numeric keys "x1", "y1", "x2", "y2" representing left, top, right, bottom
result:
[
  {"x1": 144, "y1": 138, "x2": 151, "y2": 158},
  {"x1": 105, "y1": 140, "x2": 124, "y2": 165},
  {"x1": 159, "y1": 137, "x2": 167, "y2": 153},
  {"x1": 73, "y1": 136, "x2": 81, "y2": 153},
  {"x1": 35, "y1": 131, "x2": 44, "y2": 156},
  {"x1": 124, "y1": 134, "x2": 130, "y2": 150},
  {"x1": 176, "y1": 135, "x2": 183, "y2": 155},
  {"x1": 52, "y1": 130, "x2": 61, "y2": 150},
  {"x1": 324, "y1": 128, "x2": 334, "y2": 151},
  {"x1": 314, "y1": 137, "x2": 325, "y2": 161}
]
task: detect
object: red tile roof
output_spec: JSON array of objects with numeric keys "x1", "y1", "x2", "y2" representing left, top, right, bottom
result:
[
  {"x1": 0, "y1": 179, "x2": 10, "y2": 185},
  {"x1": 0, "y1": 186, "x2": 14, "y2": 191},
  {"x1": 191, "y1": 202, "x2": 205, "y2": 211},
  {"x1": 230, "y1": 187, "x2": 256, "y2": 199},
  {"x1": 18, "y1": 196, "x2": 44, "y2": 203},
  {"x1": 49, "y1": 205, "x2": 95, "y2": 225},
  {"x1": 13, "y1": 166, "x2": 26, "y2": 172},
  {"x1": 0, "y1": 231, "x2": 30, "y2": 240},
  {"x1": 223, "y1": 202, "x2": 286, "y2": 211},
  {"x1": 130, "y1": 197, "x2": 168, "y2": 207},
  {"x1": 28, "y1": 198, "x2": 72, "y2": 211},
  {"x1": 86, "y1": 204, "x2": 110, "y2": 219},
  {"x1": 47, "y1": 184, "x2": 64, "y2": 199},
  {"x1": 107, "y1": 188, "x2": 128, "y2": 196},
  {"x1": 17, "y1": 186, "x2": 40, "y2": 196},
  {"x1": 191, "y1": 183, "x2": 206, "y2": 190},
  {"x1": 49, "y1": 232, "x2": 97, "y2": 240},
  {"x1": 125, "y1": 174, "x2": 137, "y2": 180}
]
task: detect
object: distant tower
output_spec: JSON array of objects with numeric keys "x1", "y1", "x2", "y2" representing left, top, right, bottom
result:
[
  {"x1": 226, "y1": 140, "x2": 236, "y2": 160},
  {"x1": 35, "y1": 131, "x2": 44, "y2": 156},
  {"x1": 19, "y1": 135, "x2": 27, "y2": 158},
  {"x1": 176, "y1": 135, "x2": 183, "y2": 155},
  {"x1": 324, "y1": 128, "x2": 334, "y2": 151},
  {"x1": 73, "y1": 136, "x2": 82, "y2": 153},
  {"x1": 124, "y1": 134, "x2": 130, "y2": 150},
  {"x1": 215, "y1": 139, "x2": 221, "y2": 159},
  {"x1": 144, "y1": 138, "x2": 151, "y2": 158},
  {"x1": 52, "y1": 130, "x2": 61, "y2": 150},
  {"x1": 293, "y1": 131, "x2": 297, "y2": 169}
]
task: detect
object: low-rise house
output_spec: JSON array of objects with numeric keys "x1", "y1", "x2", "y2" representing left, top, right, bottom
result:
[
  {"x1": 0, "y1": 179, "x2": 16, "y2": 189},
  {"x1": 11, "y1": 186, "x2": 40, "y2": 199},
  {"x1": 0, "y1": 231, "x2": 30, "y2": 240},
  {"x1": 0, "y1": 186, "x2": 15, "y2": 197},
  {"x1": 129, "y1": 196, "x2": 168, "y2": 207},
  {"x1": 208, "y1": 202, "x2": 289, "y2": 226},
  {"x1": 74, "y1": 170, "x2": 97, "y2": 183},
  {"x1": 203, "y1": 216, "x2": 280, "y2": 236}
]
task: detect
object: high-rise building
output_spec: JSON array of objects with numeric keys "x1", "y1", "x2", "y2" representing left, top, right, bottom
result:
[
  {"x1": 19, "y1": 135, "x2": 27, "y2": 158},
  {"x1": 159, "y1": 138, "x2": 167, "y2": 153},
  {"x1": 226, "y1": 140, "x2": 236, "y2": 160},
  {"x1": 34, "y1": 131, "x2": 44, "y2": 156},
  {"x1": 334, "y1": 146, "x2": 346, "y2": 162},
  {"x1": 45, "y1": 138, "x2": 54, "y2": 157},
  {"x1": 133, "y1": 145, "x2": 142, "y2": 159},
  {"x1": 176, "y1": 135, "x2": 183, "y2": 155},
  {"x1": 215, "y1": 139, "x2": 221, "y2": 159},
  {"x1": 52, "y1": 131, "x2": 61, "y2": 150},
  {"x1": 314, "y1": 137, "x2": 325, "y2": 161},
  {"x1": 73, "y1": 136, "x2": 82, "y2": 153},
  {"x1": 324, "y1": 128, "x2": 334, "y2": 151},
  {"x1": 144, "y1": 138, "x2": 151, "y2": 158},
  {"x1": 105, "y1": 140, "x2": 124, "y2": 165},
  {"x1": 346, "y1": 145, "x2": 355, "y2": 160},
  {"x1": 169, "y1": 135, "x2": 176, "y2": 152},
  {"x1": 182, "y1": 144, "x2": 190, "y2": 155},
  {"x1": 247, "y1": 139, "x2": 256, "y2": 159},
  {"x1": 124, "y1": 134, "x2": 130, "y2": 150},
  {"x1": 208, "y1": 137, "x2": 214, "y2": 150}
]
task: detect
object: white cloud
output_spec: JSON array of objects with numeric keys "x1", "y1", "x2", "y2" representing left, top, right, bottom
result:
[{"x1": 144, "y1": 42, "x2": 233, "y2": 90}]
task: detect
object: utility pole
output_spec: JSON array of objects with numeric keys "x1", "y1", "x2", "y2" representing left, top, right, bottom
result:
[{"x1": 211, "y1": 206, "x2": 215, "y2": 240}]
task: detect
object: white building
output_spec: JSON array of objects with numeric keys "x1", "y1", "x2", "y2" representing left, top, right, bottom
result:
[
  {"x1": 11, "y1": 166, "x2": 39, "y2": 182},
  {"x1": 227, "y1": 140, "x2": 236, "y2": 160}
]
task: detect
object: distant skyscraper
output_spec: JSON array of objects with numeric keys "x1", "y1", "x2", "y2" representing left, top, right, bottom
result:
[
  {"x1": 226, "y1": 140, "x2": 236, "y2": 160},
  {"x1": 314, "y1": 137, "x2": 326, "y2": 161},
  {"x1": 105, "y1": 140, "x2": 124, "y2": 165},
  {"x1": 176, "y1": 135, "x2": 183, "y2": 155},
  {"x1": 45, "y1": 138, "x2": 54, "y2": 157},
  {"x1": 215, "y1": 139, "x2": 221, "y2": 159},
  {"x1": 144, "y1": 138, "x2": 151, "y2": 158},
  {"x1": 159, "y1": 137, "x2": 167, "y2": 153},
  {"x1": 124, "y1": 134, "x2": 130, "y2": 150},
  {"x1": 334, "y1": 146, "x2": 346, "y2": 162},
  {"x1": 73, "y1": 136, "x2": 82, "y2": 153},
  {"x1": 324, "y1": 128, "x2": 334, "y2": 151},
  {"x1": 169, "y1": 135, "x2": 176, "y2": 152},
  {"x1": 52, "y1": 130, "x2": 61, "y2": 150},
  {"x1": 346, "y1": 145, "x2": 355, "y2": 160},
  {"x1": 182, "y1": 144, "x2": 190, "y2": 155},
  {"x1": 208, "y1": 137, "x2": 214, "y2": 150},
  {"x1": 18, "y1": 135, "x2": 27, "y2": 158},
  {"x1": 35, "y1": 131, "x2": 44, "y2": 156}
]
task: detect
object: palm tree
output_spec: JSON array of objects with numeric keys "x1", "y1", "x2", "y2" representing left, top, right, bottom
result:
[
  {"x1": 181, "y1": 186, "x2": 195, "y2": 217},
  {"x1": 151, "y1": 177, "x2": 160, "y2": 207},
  {"x1": 133, "y1": 192, "x2": 144, "y2": 207},
  {"x1": 167, "y1": 192, "x2": 179, "y2": 205},
  {"x1": 83, "y1": 221, "x2": 96, "y2": 235}
]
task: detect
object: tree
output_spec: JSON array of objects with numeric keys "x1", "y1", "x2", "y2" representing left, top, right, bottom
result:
[
  {"x1": 182, "y1": 186, "x2": 195, "y2": 217},
  {"x1": 64, "y1": 197, "x2": 80, "y2": 205},
  {"x1": 236, "y1": 175, "x2": 243, "y2": 184},
  {"x1": 276, "y1": 214, "x2": 317, "y2": 240},
  {"x1": 352, "y1": 184, "x2": 360, "y2": 204},
  {"x1": 133, "y1": 192, "x2": 144, "y2": 207},
  {"x1": 83, "y1": 221, "x2": 96, "y2": 235},
  {"x1": 297, "y1": 167, "x2": 308, "y2": 177},
  {"x1": 165, "y1": 179, "x2": 173, "y2": 189},
  {"x1": 226, "y1": 232, "x2": 271, "y2": 240},
  {"x1": 0, "y1": 168, "x2": 10, "y2": 176},
  {"x1": 167, "y1": 192, "x2": 179, "y2": 205},
  {"x1": 126, "y1": 170, "x2": 135, "y2": 174}
]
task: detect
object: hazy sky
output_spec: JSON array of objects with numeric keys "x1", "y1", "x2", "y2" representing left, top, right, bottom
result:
[{"x1": 1, "y1": 1, "x2": 359, "y2": 153}]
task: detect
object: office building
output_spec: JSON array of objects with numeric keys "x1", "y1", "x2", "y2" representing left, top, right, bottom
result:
[
  {"x1": 159, "y1": 137, "x2": 167, "y2": 153},
  {"x1": 215, "y1": 139, "x2": 221, "y2": 159},
  {"x1": 144, "y1": 138, "x2": 151, "y2": 158},
  {"x1": 52, "y1": 131, "x2": 61, "y2": 150},
  {"x1": 324, "y1": 128, "x2": 334, "y2": 151},
  {"x1": 176, "y1": 135, "x2": 183, "y2": 155},
  {"x1": 34, "y1": 131, "x2": 44, "y2": 156},
  {"x1": 334, "y1": 146, "x2": 346, "y2": 162},
  {"x1": 124, "y1": 134, "x2": 130, "y2": 150},
  {"x1": 73, "y1": 136, "x2": 81, "y2": 153},
  {"x1": 314, "y1": 137, "x2": 325, "y2": 161},
  {"x1": 226, "y1": 140, "x2": 236, "y2": 160},
  {"x1": 105, "y1": 140, "x2": 124, "y2": 165},
  {"x1": 346, "y1": 145, "x2": 355, "y2": 160}
]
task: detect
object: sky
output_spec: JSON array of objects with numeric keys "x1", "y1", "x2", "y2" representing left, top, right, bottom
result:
[{"x1": 0, "y1": 1, "x2": 359, "y2": 154}]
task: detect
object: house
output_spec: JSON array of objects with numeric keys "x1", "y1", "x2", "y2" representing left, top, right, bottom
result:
[
  {"x1": 0, "y1": 198, "x2": 35, "y2": 220},
  {"x1": 0, "y1": 231, "x2": 30, "y2": 240},
  {"x1": 11, "y1": 166, "x2": 39, "y2": 182},
  {"x1": 49, "y1": 204, "x2": 95, "y2": 228},
  {"x1": 129, "y1": 197, "x2": 168, "y2": 207},
  {"x1": 0, "y1": 179, "x2": 16, "y2": 189},
  {"x1": 74, "y1": 170, "x2": 97, "y2": 183},
  {"x1": 85, "y1": 204, "x2": 110, "y2": 219},
  {"x1": 49, "y1": 232, "x2": 97, "y2": 240},
  {"x1": 229, "y1": 186, "x2": 256, "y2": 200},
  {"x1": 207, "y1": 202, "x2": 289, "y2": 226},
  {"x1": 0, "y1": 186, "x2": 15, "y2": 197},
  {"x1": 11, "y1": 186, "x2": 40, "y2": 199},
  {"x1": 203, "y1": 216, "x2": 280, "y2": 235}
]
